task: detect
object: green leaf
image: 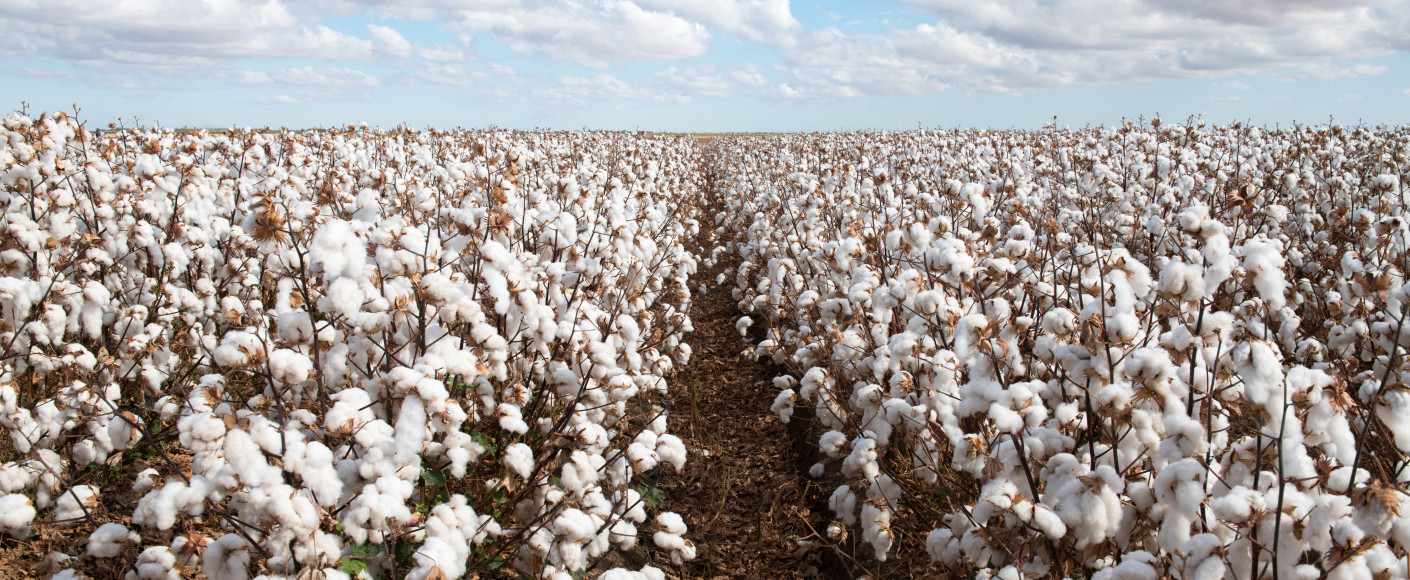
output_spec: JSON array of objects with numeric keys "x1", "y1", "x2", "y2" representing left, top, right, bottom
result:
[
  {"x1": 351, "y1": 543, "x2": 381, "y2": 558},
  {"x1": 636, "y1": 485, "x2": 665, "y2": 508},
  {"x1": 549, "y1": 475, "x2": 564, "y2": 489},
  {"x1": 339, "y1": 557, "x2": 367, "y2": 576},
  {"x1": 394, "y1": 539, "x2": 419, "y2": 563},
  {"x1": 421, "y1": 468, "x2": 446, "y2": 486}
]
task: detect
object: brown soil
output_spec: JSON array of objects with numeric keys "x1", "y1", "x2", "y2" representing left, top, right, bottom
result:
[{"x1": 649, "y1": 230, "x2": 845, "y2": 580}]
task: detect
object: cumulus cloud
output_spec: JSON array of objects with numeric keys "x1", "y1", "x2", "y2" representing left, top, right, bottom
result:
[
  {"x1": 1211, "y1": 81, "x2": 1253, "y2": 90},
  {"x1": 367, "y1": 24, "x2": 413, "y2": 58},
  {"x1": 1, "y1": 0, "x2": 1404, "y2": 111},
  {"x1": 1296, "y1": 63, "x2": 1389, "y2": 80},
  {"x1": 390, "y1": 63, "x2": 523, "y2": 89},
  {"x1": 441, "y1": 1, "x2": 710, "y2": 68},
  {"x1": 0, "y1": 0, "x2": 374, "y2": 66},
  {"x1": 238, "y1": 66, "x2": 381, "y2": 88},
  {"x1": 536, "y1": 74, "x2": 689, "y2": 107},
  {"x1": 657, "y1": 65, "x2": 735, "y2": 97},
  {"x1": 763, "y1": 0, "x2": 1410, "y2": 97},
  {"x1": 635, "y1": 0, "x2": 802, "y2": 44},
  {"x1": 416, "y1": 43, "x2": 469, "y2": 62},
  {"x1": 730, "y1": 65, "x2": 770, "y2": 87}
]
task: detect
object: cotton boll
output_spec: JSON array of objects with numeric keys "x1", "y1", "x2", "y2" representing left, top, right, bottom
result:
[
  {"x1": 130, "y1": 546, "x2": 179, "y2": 580},
  {"x1": 268, "y1": 348, "x2": 313, "y2": 385},
  {"x1": 0, "y1": 493, "x2": 36, "y2": 538},
  {"x1": 87, "y1": 522, "x2": 139, "y2": 558},
  {"x1": 504, "y1": 443, "x2": 534, "y2": 479},
  {"x1": 771, "y1": 389, "x2": 796, "y2": 423},
  {"x1": 842, "y1": 435, "x2": 879, "y2": 480},
  {"x1": 53, "y1": 485, "x2": 99, "y2": 521},
  {"x1": 626, "y1": 440, "x2": 659, "y2": 473},
  {"x1": 1090, "y1": 550, "x2": 1158, "y2": 580},
  {"x1": 656, "y1": 434, "x2": 686, "y2": 472},
  {"x1": 497, "y1": 403, "x2": 529, "y2": 434},
  {"x1": 276, "y1": 311, "x2": 314, "y2": 345},
  {"x1": 203, "y1": 534, "x2": 250, "y2": 580},
  {"x1": 311, "y1": 220, "x2": 366, "y2": 280},
  {"x1": 830, "y1": 485, "x2": 857, "y2": 526},
  {"x1": 133, "y1": 468, "x2": 160, "y2": 493},
  {"x1": 819, "y1": 430, "x2": 848, "y2": 458},
  {"x1": 736, "y1": 316, "x2": 753, "y2": 337},
  {"x1": 652, "y1": 512, "x2": 694, "y2": 564}
]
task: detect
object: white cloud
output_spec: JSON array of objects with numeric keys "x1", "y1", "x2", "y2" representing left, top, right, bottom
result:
[
  {"x1": 1211, "y1": 80, "x2": 1254, "y2": 90},
  {"x1": 367, "y1": 24, "x2": 412, "y2": 58},
  {"x1": 6, "y1": 66, "x2": 78, "y2": 80},
  {"x1": 657, "y1": 65, "x2": 735, "y2": 97},
  {"x1": 264, "y1": 95, "x2": 306, "y2": 105},
  {"x1": 238, "y1": 66, "x2": 380, "y2": 88},
  {"x1": 1209, "y1": 95, "x2": 1245, "y2": 101},
  {"x1": 416, "y1": 43, "x2": 469, "y2": 62},
  {"x1": 765, "y1": 0, "x2": 1410, "y2": 95},
  {"x1": 392, "y1": 63, "x2": 523, "y2": 88},
  {"x1": 1296, "y1": 63, "x2": 1389, "y2": 80},
  {"x1": 537, "y1": 73, "x2": 688, "y2": 107},
  {"x1": 0, "y1": 0, "x2": 374, "y2": 67},
  {"x1": 443, "y1": 1, "x2": 710, "y2": 68},
  {"x1": 1338, "y1": 93, "x2": 1364, "y2": 102},
  {"x1": 634, "y1": 0, "x2": 802, "y2": 44},
  {"x1": 730, "y1": 65, "x2": 770, "y2": 87}
]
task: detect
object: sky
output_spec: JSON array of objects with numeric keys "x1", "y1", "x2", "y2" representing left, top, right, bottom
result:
[{"x1": 1, "y1": 0, "x2": 1408, "y2": 131}]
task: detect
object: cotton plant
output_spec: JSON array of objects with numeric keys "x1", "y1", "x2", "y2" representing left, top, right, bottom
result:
[
  {"x1": 0, "y1": 113, "x2": 702, "y2": 578},
  {"x1": 717, "y1": 123, "x2": 1410, "y2": 576}
]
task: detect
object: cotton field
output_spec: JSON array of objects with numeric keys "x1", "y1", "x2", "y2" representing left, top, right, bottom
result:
[
  {"x1": 1, "y1": 111, "x2": 1409, "y2": 580},
  {"x1": 718, "y1": 121, "x2": 1410, "y2": 579},
  {"x1": 0, "y1": 112, "x2": 701, "y2": 579}
]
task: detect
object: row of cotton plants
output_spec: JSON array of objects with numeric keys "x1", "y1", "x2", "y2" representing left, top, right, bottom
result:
[
  {"x1": 717, "y1": 121, "x2": 1410, "y2": 579},
  {"x1": 0, "y1": 112, "x2": 700, "y2": 579}
]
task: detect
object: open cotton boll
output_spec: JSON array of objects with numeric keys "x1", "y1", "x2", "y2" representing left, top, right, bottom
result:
[
  {"x1": 203, "y1": 534, "x2": 250, "y2": 580},
  {"x1": 819, "y1": 430, "x2": 848, "y2": 457},
  {"x1": 830, "y1": 485, "x2": 857, "y2": 526},
  {"x1": 656, "y1": 434, "x2": 686, "y2": 472},
  {"x1": 842, "y1": 435, "x2": 879, "y2": 480},
  {"x1": 211, "y1": 331, "x2": 265, "y2": 367},
  {"x1": 132, "y1": 468, "x2": 161, "y2": 493},
  {"x1": 310, "y1": 220, "x2": 366, "y2": 280},
  {"x1": 276, "y1": 311, "x2": 314, "y2": 345},
  {"x1": 129, "y1": 546, "x2": 179, "y2": 580},
  {"x1": 1240, "y1": 237, "x2": 1288, "y2": 311},
  {"x1": 652, "y1": 512, "x2": 695, "y2": 564},
  {"x1": 53, "y1": 485, "x2": 99, "y2": 521},
  {"x1": 87, "y1": 522, "x2": 139, "y2": 558},
  {"x1": 504, "y1": 443, "x2": 534, "y2": 479},
  {"x1": 268, "y1": 348, "x2": 313, "y2": 385},
  {"x1": 1090, "y1": 550, "x2": 1158, "y2": 580},
  {"x1": 771, "y1": 389, "x2": 796, "y2": 424},
  {"x1": 497, "y1": 402, "x2": 529, "y2": 434},
  {"x1": 598, "y1": 565, "x2": 668, "y2": 580},
  {"x1": 0, "y1": 493, "x2": 36, "y2": 538}
]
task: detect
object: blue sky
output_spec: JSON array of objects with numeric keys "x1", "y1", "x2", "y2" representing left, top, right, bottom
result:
[{"x1": 2, "y1": 0, "x2": 1408, "y2": 131}]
